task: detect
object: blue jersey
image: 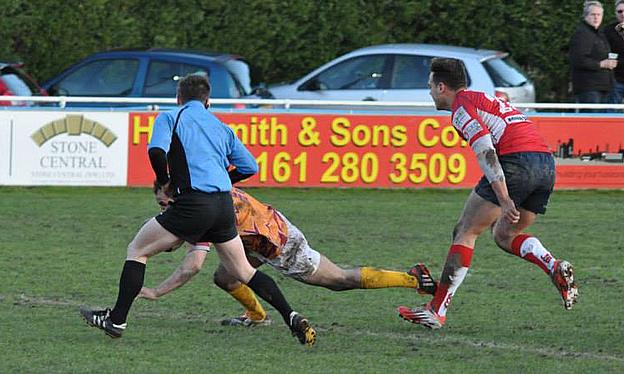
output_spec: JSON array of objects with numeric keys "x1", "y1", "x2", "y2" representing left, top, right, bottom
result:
[{"x1": 148, "y1": 100, "x2": 258, "y2": 193}]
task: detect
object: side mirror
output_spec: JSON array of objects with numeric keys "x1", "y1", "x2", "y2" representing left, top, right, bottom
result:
[
  {"x1": 300, "y1": 78, "x2": 323, "y2": 91},
  {"x1": 251, "y1": 84, "x2": 274, "y2": 99},
  {"x1": 49, "y1": 85, "x2": 68, "y2": 96}
]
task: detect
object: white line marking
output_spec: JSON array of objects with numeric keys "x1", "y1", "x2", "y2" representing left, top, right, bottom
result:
[{"x1": 6, "y1": 293, "x2": 623, "y2": 363}]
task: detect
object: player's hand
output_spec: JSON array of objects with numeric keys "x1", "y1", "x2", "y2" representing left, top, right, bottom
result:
[
  {"x1": 137, "y1": 287, "x2": 159, "y2": 300},
  {"x1": 500, "y1": 199, "x2": 520, "y2": 224},
  {"x1": 154, "y1": 181, "x2": 174, "y2": 210}
]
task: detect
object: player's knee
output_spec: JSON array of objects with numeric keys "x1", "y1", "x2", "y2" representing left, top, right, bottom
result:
[
  {"x1": 493, "y1": 227, "x2": 513, "y2": 249},
  {"x1": 213, "y1": 270, "x2": 227, "y2": 288},
  {"x1": 126, "y1": 241, "x2": 144, "y2": 260},
  {"x1": 322, "y1": 272, "x2": 358, "y2": 291},
  {"x1": 213, "y1": 268, "x2": 236, "y2": 289},
  {"x1": 320, "y1": 279, "x2": 350, "y2": 291}
]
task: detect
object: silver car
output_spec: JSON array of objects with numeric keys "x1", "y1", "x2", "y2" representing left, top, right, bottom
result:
[{"x1": 267, "y1": 44, "x2": 535, "y2": 104}]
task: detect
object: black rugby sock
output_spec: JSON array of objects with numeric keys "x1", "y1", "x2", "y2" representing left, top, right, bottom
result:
[
  {"x1": 110, "y1": 260, "x2": 146, "y2": 325},
  {"x1": 246, "y1": 270, "x2": 294, "y2": 325}
]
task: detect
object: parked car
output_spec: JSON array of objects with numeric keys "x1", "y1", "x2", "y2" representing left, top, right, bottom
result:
[
  {"x1": 267, "y1": 44, "x2": 535, "y2": 104},
  {"x1": 0, "y1": 62, "x2": 48, "y2": 106},
  {"x1": 42, "y1": 49, "x2": 252, "y2": 106}
]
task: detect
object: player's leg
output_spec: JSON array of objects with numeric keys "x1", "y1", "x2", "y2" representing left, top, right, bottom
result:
[
  {"x1": 80, "y1": 217, "x2": 181, "y2": 337},
  {"x1": 213, "y1": 259, "x2": 270, "y2": 325},
  {"x1": 259, "y1": 214, "x2": 436, "y2": 293},
  {"x1": 301, "y1": 255, "x2": 433, "y2": 294},
  {"x1": 113, "y1": 217, "x2": 181, "y2": 321},
  {"x1": 433, "y1": 191, "x2": 499, "y2": 315},
  {"x1": 398, "y1": 190, "x2": 500, "y2": 328},
  {"x1": 492, "y1": 208, "x2": 559, "y2": 274},
  {"x1": 492, "y1": 152, "x2": 577, "y2": 309},
  {"x1": 299, "y1": 255, "x2": 360, "y2": 290},
  {"x1": 215, "y1": 238, "x2": 315, "y2": 345},
  {"x1": 490, "y1": 153, "x2": 577, "y2": 309}
]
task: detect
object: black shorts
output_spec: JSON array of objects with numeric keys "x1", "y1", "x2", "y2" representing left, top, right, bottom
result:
[
  {"x1": 475, "y1": 152, "x2": 555, "y2": 214},
  {"x1": 155, "y1": 191, "x2": 238, "y2": 244}
]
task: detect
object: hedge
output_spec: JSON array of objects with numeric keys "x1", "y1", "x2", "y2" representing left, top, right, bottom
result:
[{"x1": 0, "y1": 0, "x2": 618, "y2": 102}]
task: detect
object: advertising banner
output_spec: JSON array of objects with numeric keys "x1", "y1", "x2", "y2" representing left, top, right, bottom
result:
[
  {"x1": 128, "y1": 112, "x2": 476, "y2": 188},
  {"x1": 534, "y1": 116, "x2": 624, "y2": 188},
  {"x1": 0, "y1": 112, "x2": 128, "y2": 186},
  {"x1": 128, "y1": 112, "x2": 624, "y2": 189}
]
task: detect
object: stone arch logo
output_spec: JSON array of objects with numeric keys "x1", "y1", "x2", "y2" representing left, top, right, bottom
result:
[{"x1": 30, "y1": 114, "x2": 117, "y2": 147}]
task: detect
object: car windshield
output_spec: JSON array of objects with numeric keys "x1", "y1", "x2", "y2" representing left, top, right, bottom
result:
[
  {"x1": 54, "y1": 59, "x2": 139, "y2": 96},
  {"x1": 482, "y1": 56, "x2": 528, "y2": 88}
]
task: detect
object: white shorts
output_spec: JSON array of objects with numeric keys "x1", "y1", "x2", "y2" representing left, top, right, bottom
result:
[{"x1": 249, "y1": 214, "x2": 321, "y2": 280}]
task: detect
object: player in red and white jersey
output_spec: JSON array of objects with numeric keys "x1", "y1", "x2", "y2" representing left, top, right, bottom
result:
[
  {"x1": 450, "y1": 89, "x2": 550, "y2": 156},
  {"x1": 398, "y1": 58, "x2": 578, "y2": 329}
]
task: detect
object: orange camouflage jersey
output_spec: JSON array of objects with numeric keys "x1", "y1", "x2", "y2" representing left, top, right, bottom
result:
[{"x1": 231, "y1": 187, "x2": 289, "y2": 259}]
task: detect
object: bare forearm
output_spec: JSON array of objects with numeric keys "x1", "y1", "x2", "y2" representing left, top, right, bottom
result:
[
  {"x1": 153, "y1": 250, "x2": 206, "y2": 297},
  {"x1": 153, "y1": 267, "x2": 198, "y2": 297},
  {"x1": 472, "y1": 137, "x2": 510, "y2": 202},
  {"x1": 490, "y1": 179, "x2": 512, "y2": 204}
]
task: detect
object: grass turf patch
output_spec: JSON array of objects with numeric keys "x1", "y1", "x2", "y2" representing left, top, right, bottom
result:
[{"x1": 0, "y1": 187, "x2": 622, "y2": 373}]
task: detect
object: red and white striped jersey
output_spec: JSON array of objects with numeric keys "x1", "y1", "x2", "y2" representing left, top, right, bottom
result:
[{"x1": 451, "y1": 90, "x2": 550, "y2": 155}]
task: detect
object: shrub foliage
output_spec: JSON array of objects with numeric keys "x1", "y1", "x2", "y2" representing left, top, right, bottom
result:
[{"x1": 0, "y1": 0, "x2": 616, "y2": 101}]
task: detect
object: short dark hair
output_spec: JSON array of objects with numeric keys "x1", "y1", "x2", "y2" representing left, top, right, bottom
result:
[
  {"x1": 430, "y1": 58, "x2": 467, "y2": 90},
  {"x1": 177, "y1": 74, "x2": 211, "y2": 104}
]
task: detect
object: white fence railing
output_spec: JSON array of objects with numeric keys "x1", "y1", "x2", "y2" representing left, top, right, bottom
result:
[{"x1": 2, "y1": 95, "x2": 624, "y2": 111}]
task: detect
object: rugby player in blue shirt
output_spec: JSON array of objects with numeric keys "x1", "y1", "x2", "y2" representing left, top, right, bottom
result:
[{"x1": 80, "y1": 74, "x2": 316, "y2": 346}]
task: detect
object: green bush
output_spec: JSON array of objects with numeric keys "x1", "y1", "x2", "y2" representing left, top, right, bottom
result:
[{"x1": 0, "y1": 0, "x2": 618, "y2": 101}]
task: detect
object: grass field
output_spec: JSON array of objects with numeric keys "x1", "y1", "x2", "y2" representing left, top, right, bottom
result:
[{"x1": 0, "y1": 187, "x2": 623, "y2": 373}]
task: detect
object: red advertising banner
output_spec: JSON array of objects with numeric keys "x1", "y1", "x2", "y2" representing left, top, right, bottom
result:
[
  {"x1": 534, "y1": 116, "x2": 624, "y2": 188},
  {"x1": 127, "y1": 112, "x2": 624, "y2": 189}
]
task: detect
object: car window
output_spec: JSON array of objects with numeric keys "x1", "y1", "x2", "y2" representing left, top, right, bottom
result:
[
  {"x1": 389, "y1": 55, "x2": 432, "y2": 89},
  {"x1": 55, "y1": 59, "x2": 139, "y2": 96},
  {"x1": 306, "y1": 54, "x2": 387, "y2": 90},
  {"x1": 144, "y1": 61, "x2": 241, "y2": 98},
  {"x1": 144, "y1": 61, "x2": 209, "y2": 97},
  {"x1": 482, "y1": 57, "x2": 528, "y2": 88}
]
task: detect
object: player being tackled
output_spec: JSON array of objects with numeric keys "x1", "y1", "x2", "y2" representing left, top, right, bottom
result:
[{"x1": 137, "y1": 187, "x2": 436, "y2": 338}]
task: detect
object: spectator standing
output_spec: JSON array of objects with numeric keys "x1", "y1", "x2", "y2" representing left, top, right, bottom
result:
[
  {"x1": 604, "y1": 0, "x2": 624, "y2": 102},
  {"x1": 569, "y1": 1, "x2": 617, "y2": 108}
]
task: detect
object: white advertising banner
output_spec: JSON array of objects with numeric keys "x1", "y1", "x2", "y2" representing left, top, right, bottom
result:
[
  {"x1": 0, "y1": 117, "x2": 12, "y2": 181},
  {"x1": 0, "y1": 112, "x2": 128, "y2": 186}
]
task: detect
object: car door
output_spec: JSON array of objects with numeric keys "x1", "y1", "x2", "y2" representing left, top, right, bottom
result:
[
  {"x1": 294, "y1": 54, "x2": 391, "y2": 101},
  {"x1": 49, "y1": 58, "x2": 141, "y2": 98},
  {"x1": 381, "y1": 54, "x2": 434, "y2": 103}
]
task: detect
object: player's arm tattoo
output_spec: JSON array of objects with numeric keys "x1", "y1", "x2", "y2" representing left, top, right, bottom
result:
[{"x1": 472, "y1": 136, "x2": 505, "y2": 183}]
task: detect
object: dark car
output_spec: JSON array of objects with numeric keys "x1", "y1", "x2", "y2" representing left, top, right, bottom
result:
[
  {"x1": 0, "y1": 62, "x2": 48, "y2": 106},
  {"x1": 42, "y1": 49, "x2": 252, "y2": 105}
]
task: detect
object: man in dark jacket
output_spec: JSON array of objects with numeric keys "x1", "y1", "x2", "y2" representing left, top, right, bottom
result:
[
  {"x1": 604, "y1": 0, "x2": 624, "y2": 103},
  {"x1": 569, "y1": 1, "x2": 617, "y2": 107}
]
